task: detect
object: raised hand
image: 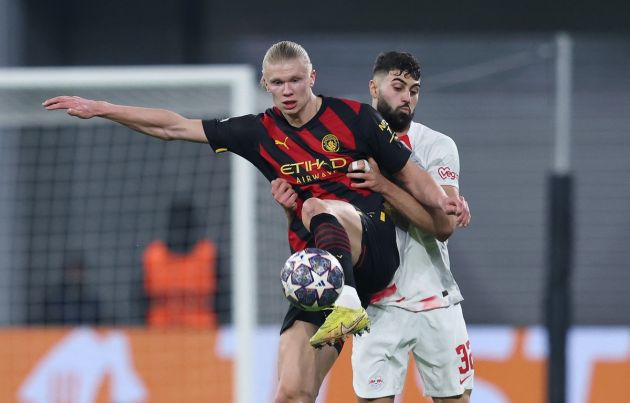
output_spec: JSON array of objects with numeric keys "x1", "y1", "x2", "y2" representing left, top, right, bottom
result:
[{"x1": 43, "y1": 96, "x2": 103, "y2": 119}]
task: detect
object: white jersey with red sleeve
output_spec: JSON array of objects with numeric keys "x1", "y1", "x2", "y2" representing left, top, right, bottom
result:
[{"x1": 370, "y1": 121, "x2": 464, "y2": 311}]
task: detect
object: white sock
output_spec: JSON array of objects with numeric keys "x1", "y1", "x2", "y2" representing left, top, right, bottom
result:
[{"x1": 334, "y1": 285, "x2": 361, "y2": 309}]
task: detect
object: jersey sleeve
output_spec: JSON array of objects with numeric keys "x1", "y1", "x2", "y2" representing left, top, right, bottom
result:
[
  {"x1": 422, "y1": 135, "x2": 460, "y2": 188},
  {"x1": 358, "y1": 105, "x2": 411, "y2": 174},
  {"x1": 201, "y1": 114, "x2": 260, "y2": 157}
]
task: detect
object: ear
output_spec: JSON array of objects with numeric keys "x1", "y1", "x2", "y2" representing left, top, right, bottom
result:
[
  {"x1": 261, "y1": 78, "x2": 270, "y2": 92},
  {"x1": 369, "y1": 79, "x2": 378, "y2": 99},
  {"x1": 310, "y1": 69, "x2": 316, "y2": 87}
]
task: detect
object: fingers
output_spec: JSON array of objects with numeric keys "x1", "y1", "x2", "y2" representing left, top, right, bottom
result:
[
  {"x1": 349, "y1": 159, "x2": 370, "y2": 173},
  {"x1": 348, "y1": 158, "x2": 387, "y2": 192},
  {"x1": 450, "y1": 195, "x2": 470, "y2": 228},
  {"x1": 270, "y1": 178, "x2": 286, "y2": 192},
  {"x1": 458, "y1": 196, "x2": 471, "y2": 227},
  {"x1": 442, "y1": 200, "x2": 459, "y2": 215},
  {"x1": 271, "y1": 178, "x2": 291, "y2": 197},
  {"x1": 285, "y1": 192, "x2": 298, "y2": 208},
  {"x1": 347, "y1": 169, "x2": 375, "y2": 189},
  {"x1": 271, "y1": 178, "x2": 297, "y2": 209},
  {"x1": 42, "y1": 95, "x2": 74, "y2": 109},
  {"x1": 43, "y1": 96, "x2": 91, "y2": 118},
  {"x1": 441, "y1": 196, "x2": 468, "y2": 227},
  {"x1": 366, "y1": 157, "x2": 380, "y2": 174},
  {"x1": 42, "y1": 96, "x2": 64, "y2": 107},
  {"x1": 348, "y1": 172, "x2": 370, "y2": 188}
]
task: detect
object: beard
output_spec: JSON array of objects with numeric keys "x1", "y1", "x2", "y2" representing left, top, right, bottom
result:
[{"x1": 376, "y1": 97, "x2": 414, "y2": 133}]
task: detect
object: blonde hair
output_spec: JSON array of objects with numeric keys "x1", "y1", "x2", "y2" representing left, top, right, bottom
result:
[{"x1": 260, "y1": 41, "x2": 312, "y2": 86}]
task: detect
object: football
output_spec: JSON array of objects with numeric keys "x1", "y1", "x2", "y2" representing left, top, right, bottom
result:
[{"x1": 280, "y1": 248, "x2": 344, "y2": 311}]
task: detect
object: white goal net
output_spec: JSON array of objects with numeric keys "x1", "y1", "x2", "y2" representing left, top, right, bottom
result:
[{"x1": 0, "y1": 65, "x2": 289, "y2": 403}]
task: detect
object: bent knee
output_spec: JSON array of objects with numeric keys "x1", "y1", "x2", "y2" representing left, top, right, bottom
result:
[
  {"x1": 302, "y1": 198, "x2": 328, "y2": 218},
  {"x1": 301, "y1": 198, "x2": 332, "y2": 227}
]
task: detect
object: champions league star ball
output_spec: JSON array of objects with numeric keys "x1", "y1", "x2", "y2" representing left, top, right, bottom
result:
[{"x1": 280, "y1": 248, "x2": 344, "y2": 311}]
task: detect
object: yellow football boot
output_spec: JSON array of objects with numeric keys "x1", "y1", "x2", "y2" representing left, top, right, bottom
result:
[{"x1": 309, "y1": 305, "x2": 370, "y2": 348}]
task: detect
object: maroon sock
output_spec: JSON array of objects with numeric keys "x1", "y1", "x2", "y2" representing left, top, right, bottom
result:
[{"x1": 309, "y1": 213, "x2": 355, "y2": 287}]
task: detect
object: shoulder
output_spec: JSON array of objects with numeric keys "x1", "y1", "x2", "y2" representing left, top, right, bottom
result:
[
  {"x1": 408, "y1": 121, "x2": 457, "y2": 152},
  {"x1": 325, "y1": 96, "x2": 368, "y2": 115}
]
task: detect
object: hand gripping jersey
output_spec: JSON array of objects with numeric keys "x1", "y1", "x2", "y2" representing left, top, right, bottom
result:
[
  {"x1": 370, "y1": 121, "x2": 464, "y2": 311},
  {"x1": 202, "y1": 96, "x2": 411, "y2": 252}
]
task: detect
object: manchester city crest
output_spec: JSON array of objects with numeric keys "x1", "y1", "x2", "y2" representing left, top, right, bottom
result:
[{"x1": 321, "y1": 134, "x2": 340, "y2": 152}]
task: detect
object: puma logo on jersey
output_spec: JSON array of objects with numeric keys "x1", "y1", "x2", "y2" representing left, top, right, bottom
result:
[{"x1": 275, "y1": 137, "x2": 289, "y2": 150}]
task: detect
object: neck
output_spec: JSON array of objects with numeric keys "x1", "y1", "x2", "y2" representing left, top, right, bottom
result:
[
  {"x1": 285, "y1": 95, "x2": 321, "y2": 127},
  {"x1": 397, "y1": 125, "x2": 411, "y2": 135}
]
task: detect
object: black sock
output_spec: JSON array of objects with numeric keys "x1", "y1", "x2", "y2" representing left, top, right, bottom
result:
[{"x1": 309, "y1": 213, "x2": 356, "y2": 287}]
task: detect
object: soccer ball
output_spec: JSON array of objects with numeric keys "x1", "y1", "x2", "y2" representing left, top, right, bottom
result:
[{"x1": 280, "y1": 248, "x2": 344, "y2": 311}]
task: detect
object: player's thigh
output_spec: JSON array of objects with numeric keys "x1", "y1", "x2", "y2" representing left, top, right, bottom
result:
[
  {"x1": 305, "y1": 198, "x2": 363, "y2": 263},
  {"x1": 276, "y1": 320, "x2": 338, "y2": 398},
  {"x1": 352, "y1": 305, "x2": 409, "y2": 400},
  {"x1": 413, "y1": 304, "x2": 473, "y2": 398}
]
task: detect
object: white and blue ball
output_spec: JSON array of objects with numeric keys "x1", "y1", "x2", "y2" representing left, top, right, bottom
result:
[{"x1": 280, "y1": 248, "x2": 344, "y2": 311}]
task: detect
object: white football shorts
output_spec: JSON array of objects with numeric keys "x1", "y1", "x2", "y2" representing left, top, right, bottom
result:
[{"x1": 352, "y1": 303, "x2": 474, "y2": 398}]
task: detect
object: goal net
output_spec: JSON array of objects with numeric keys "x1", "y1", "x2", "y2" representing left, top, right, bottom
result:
[{"x1": 0, "y1": 65, "x2": 287, "y2": 403}]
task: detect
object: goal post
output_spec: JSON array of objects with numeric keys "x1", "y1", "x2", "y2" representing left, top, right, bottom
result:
[{"x1": 0, "y1": 65, "x2": 258, "y2": 403}]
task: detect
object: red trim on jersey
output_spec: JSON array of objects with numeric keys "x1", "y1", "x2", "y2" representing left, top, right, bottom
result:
[
  {"x1": 319, "y1": 108, "x2": 357, "y2": 150},
  {"x1": 288, "y1": 230, "x2": 308, "y2": 252},
  {"x1": 398, "y1": 133, "x2": 412, "y2": 149},
  {"x1": 258, "y1": 143, "x2": 282, "y2": 173},
  {"x1": 370, "y1": 283, "x2": 397, "y2": 303},
  {"x1": 339, "y1": 98, "x2": 361, "y2": 115},
  {"x1": 260, "y1": 115, "x2": 314, "y2": 184},
  {"x1": 261, "y1": 113, "x2": 287, "y2": 141},
  {"x1": 418, "y1": 295, "x2": 442, "y2": 310},
  {"x1": 304, "y1": 181, "x2": 348, "y2": 201},
  {"x1": 293, "y1": 125, "x2": 370, "y2": 199}
]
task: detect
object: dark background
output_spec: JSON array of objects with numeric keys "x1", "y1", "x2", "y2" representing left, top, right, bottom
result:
[
  {"x1": 14, "y1": 0, "x2": 630, "y2": 66},
  {"x1": 1, "y1": 0, "x2": 629, "y2": 327}
]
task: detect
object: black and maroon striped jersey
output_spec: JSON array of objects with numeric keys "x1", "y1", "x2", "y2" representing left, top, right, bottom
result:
[{"x1": 202, "y1": 96, "x2": 411, "y2": 252}]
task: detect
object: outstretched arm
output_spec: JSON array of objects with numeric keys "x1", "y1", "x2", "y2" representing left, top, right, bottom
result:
[
  {"x1": 43, "y1": 96, "x2": 207, "y2": 143},
  {"x1": 349, "y1": 158, "x2": 469, "y2": 241}
]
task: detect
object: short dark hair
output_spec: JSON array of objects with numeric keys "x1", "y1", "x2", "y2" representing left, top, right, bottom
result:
[{"x1": 372, "y1": 51, "x2": 421, "y2": 81}]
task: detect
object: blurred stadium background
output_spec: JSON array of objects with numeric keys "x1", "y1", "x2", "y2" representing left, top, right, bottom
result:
[{"x1": 0, "y1": 1, "x2": 629, "y2": 402}]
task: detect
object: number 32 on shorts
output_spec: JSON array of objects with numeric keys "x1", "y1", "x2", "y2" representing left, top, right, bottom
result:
[{"x1": 456, "y1": 340, "x2": 474, "y2": 375}]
